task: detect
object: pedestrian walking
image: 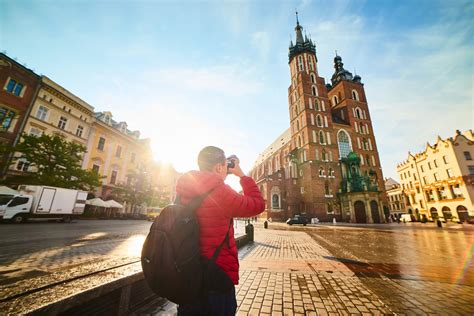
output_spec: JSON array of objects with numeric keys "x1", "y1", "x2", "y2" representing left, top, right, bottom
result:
[{"x1": 175, "y1": 146, "x2": 265, "y2": 315}]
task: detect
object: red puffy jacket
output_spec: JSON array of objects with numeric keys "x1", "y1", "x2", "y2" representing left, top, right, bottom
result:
[{"x1": 175, "y1": 171, "x2": 265, "y2": 285}]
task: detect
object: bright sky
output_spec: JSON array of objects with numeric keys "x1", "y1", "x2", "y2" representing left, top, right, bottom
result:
[{"x1": 2, "y1": 0, "x2": 473, "y2": 189}]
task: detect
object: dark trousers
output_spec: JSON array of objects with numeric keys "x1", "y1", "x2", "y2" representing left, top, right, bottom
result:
[{"x1": 177, "y1": 286, "x2": 237, "y2": 316}]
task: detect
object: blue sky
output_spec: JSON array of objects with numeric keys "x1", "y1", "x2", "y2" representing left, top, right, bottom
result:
[{"x1": 1, "y1": 0, "x2": 473, "y2": 185}]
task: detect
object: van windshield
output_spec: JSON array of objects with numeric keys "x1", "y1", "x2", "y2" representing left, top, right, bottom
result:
[{"x1": 8, "y1": 196, "x2": 29, "y2": 207}]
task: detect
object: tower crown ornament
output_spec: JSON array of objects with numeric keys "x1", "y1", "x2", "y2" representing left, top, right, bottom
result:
[{"x1": 288, "y1": 12, "x2": 316, "y2": 62}]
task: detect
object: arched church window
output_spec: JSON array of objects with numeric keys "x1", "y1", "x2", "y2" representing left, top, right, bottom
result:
[
  {"x1": 366, "y1": 154, "x2": 371, "y2": 166},
  {"x1": 316, "y1": 115, "x2": 323, "y2": 127},
  {"x1": 297, "y1": 135, "x2": 302, "y2": 148},
  {"x1": 311, "y1": 114, "x2": 315, "y2": 125},
  {"x1": 315, "y1": 99, "x2": 320, "y2": 111},
  {"x1": 359, "y1": 122, "x2": 364, "y2": 134},
  {"x1": 312, "y1": 86, "x2": 317, "y2": 96},
  {"x1": 298, "y1": 55, "x2": 304, "y2": 71},
  {"x1": 311, "y1": 73, "x2": 316, "y2": 84},
  {"x1": 312, "y1": 130, "x2": 317, "y2": 143},
  {"x1": 355, "y1": 107, "x2": 362, "y2": 119},
  {"x1": 319, "y1": 131, "x2": 326, "y2": 144},
  {"x1": 329, "y1": 168, "x2": 335, "y2": 177},
  {"x1": 296, "y1": 119, "x2": 300, "y2": 130},
  {"x1": 337, "y1": 129, "x2": 352, "y2": 159},
  {"x1": 352, "y1": 90, "x2": 359, "y2": 101},
  {"x1": 322, "y1": 149, "x2": 328, "y2": 161},
  {"x1": 325, "y1": 182, "x2": 330, "y2": 195},
  {"x1": 272, "y1": 194, "x2": 280, "y2": 209},
  {"x1": 319, "y1": 167, "x2": 325, "y2": 177},
  {"x1": 332, "y1": 95, "x2": 338, "y2": 106}
]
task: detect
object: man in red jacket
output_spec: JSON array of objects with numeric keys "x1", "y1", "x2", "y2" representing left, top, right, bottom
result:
[{"x1": 175, "y1": 146, "x2": 265, "y2": 315}]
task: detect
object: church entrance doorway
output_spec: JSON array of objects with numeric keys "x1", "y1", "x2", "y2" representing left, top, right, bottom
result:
[
  {"x1": 354, "y1": 201, "x2": 367, "y2": 223},
  {"x1": 370, "y1": 200, "x2": 380, "y2": 223}
]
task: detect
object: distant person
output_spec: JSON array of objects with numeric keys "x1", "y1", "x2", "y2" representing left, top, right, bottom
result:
[{"x1": 175, "y1": 146, "x2": 265, "y2": 315}]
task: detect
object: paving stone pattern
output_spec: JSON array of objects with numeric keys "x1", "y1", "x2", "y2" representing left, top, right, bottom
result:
[{"x1": 235, "y1": 230, "x2": 392, "y2": 315}]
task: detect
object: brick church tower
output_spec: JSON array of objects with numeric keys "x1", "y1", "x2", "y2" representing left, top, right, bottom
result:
[{"x1": 250, "y1": 13, "x2": 387, "y2": 223}]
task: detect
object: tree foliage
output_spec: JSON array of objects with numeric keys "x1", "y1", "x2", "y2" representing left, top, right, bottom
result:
[{"x1": 0, "y1": 133, "x2": 101, "y2": 191}]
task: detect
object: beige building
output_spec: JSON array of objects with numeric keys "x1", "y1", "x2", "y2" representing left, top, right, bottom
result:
[
  {"x1": 396, "y1": 130, "x2": 474, "y2": 222},
  {"x1": 384, "y1": 177, "x2": 408, "y2": 218},
  {"x1": 12, "y1": 76, "x2": 94, "y2": 172},
  {"x1": 81, "y1": 111, "x2": 153, "y2": 201}
]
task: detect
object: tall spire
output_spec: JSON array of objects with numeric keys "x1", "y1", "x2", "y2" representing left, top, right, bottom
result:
[
  {"x1": 295, "y1": 10, "x2": 304, "y2": 44},
  {"x1": 288, "y1": 11, "x2": 316, "y2": 62}
]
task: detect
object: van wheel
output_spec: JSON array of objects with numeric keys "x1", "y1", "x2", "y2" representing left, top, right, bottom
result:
[{"x1": 12, "y1": 214, "x2": 26, "y2": 224}]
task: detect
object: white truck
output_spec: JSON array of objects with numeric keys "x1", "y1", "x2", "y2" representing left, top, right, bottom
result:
[{"x1": 0, "y1": 185, "x2": 88, "y2": 223}]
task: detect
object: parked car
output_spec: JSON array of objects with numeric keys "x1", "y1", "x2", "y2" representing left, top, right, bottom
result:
[{"x1": 286, "y1": 215, "x2": 308, "y2": 226}]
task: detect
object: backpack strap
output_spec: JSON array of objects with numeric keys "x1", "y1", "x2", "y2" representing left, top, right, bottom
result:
[{"x1": 211, "y1": 219, "x2": 233, "y2": 262}]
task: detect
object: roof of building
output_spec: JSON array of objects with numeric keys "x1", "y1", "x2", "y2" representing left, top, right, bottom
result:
[
  {"x1": 252, "y1": 128, "x2": 291, "y2": 169},
  {"x1": 94, "y1": 111, "x2": 145, "y2": 141},
  {"x1": 384, "y1": 177, "x2": 399, "y2": 190},
  {"x1": 397, "y1": 129, "x2": 473, "y2": 168}
]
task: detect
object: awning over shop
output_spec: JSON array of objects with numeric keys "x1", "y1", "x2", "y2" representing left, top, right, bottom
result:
[
  {"x1": 86, "y1": 198, "x2": 107, "y2": 208},
  {"x1": 104, "y1": 199, "x2": 123, "y2": 209}
]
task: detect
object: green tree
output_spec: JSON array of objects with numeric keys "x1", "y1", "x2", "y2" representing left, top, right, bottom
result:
[{"x1": 0, "y1": 133, "x2": 101, "y2": 191}]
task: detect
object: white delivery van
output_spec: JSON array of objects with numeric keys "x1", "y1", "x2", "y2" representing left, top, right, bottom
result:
[{"x1": 0, "y1": 185, "x2": 88, "y2": 223}]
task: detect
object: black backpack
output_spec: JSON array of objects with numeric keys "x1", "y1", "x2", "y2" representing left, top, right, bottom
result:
[{"x1": 141, "y1": 192, "x2": 233, "y2": 304}]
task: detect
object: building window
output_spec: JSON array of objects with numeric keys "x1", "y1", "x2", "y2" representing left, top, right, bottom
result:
[
  {"x1": 433, "y1": 172, "x2": 439, "y2": 181},
  {"x1": 272, "y1": 194, "x2": 280, "y2": 209},
  {"x1": 36, "y1": 106, "x2": 49, "y2": 121},
  {"x1": 315, "y1": 99, "x2": 320, "y2": 111},
  {"x1": 451, "y1": 184, "x2": 463, "y2": 198},
  {"x1": 468, "y1": 165, "x2": 474, "y2": 175},
  {"x1": 0, "y1": 107, "x2": 15, "y2": 131},
  {"x1": 110, "y1": 170, "x2": 117, "y2": 185},
  {"x1": 443, "y1": 156, "x2": 448, "y2": 164},
  {"x1": 319, "y1": 131, "x2": 326, "y2": 144},
  {"x1": 464, "y1": 151, "x2": 472, "y2": 160},
  {"x1": 298, "y1": 56, "x2": 304, "y2": 71},
  {"x1": 105, "y1": 115, "x2": 110, "y2": 124},
  {"x1": 437, "y1": 187, "x2": 448, "y2": 200},
  {"x1": 355, "y1": 107, "x2": 362, "y2": 119},
  {"x1": 29, "y1": 127, "x2": 42, "y2": 136},
  {"x1": 58, "y1": 116, "x2": 67, "y2": 130},
  {"x1": 319, "y1": 167, "x2": 325, "y2": 177},
  {"x1": 312, "y1": 86, "x2": 317, "y2": 96},
  {"x1": 329, "y1": 168, "x2": 335, "y2": 177},
  {"x1": 324, "y1": 182, "x2": 330, "y2": 195},
  {"x1": 428, "y1": 162, "x2": 432, "y2": 170},
  {"x1": 92, "y1": 164, "x2": 100, "y2": 173},
  {"x1": 16, "y1": 159, "x2": 30, "y2": 171},
  {"x1": 116, "y1": 145, "x2": 122, "y2": 158},
  {"x1": 422, "y1": 176, "x2": 427, "y2": 185},
  {"x1": 332, "y1": 95, "x2": 338, "y2": 106},
  {"x1": 322, "y1": 149, "x2": 328, "y2": 161},
  {"x1": 76, "y1": 125, "x2": 84, "y2": 138},
  {"x1": 316, "y1": 115, "x2": 323, "y2": 127},
  {"x1": 352, "y1": 90, "x2": 359, "y2": 101},
  {"x1": 446, "y1": 169, "x2": 454, "y2": 178},
  {"x1": 5, "y1": 78, "x2": 24, "y2": 97},
  {"x1": 327, "y1": 203, "x2": 333, "y2": 214},
  {"x1": 420, "y1": 165, "x2": 424, "y2": 172},
  {"x1": 97, "y1": 137, "x2": 106, "y2": 151},
  {"x1": 434, "y1": 159, "x2": 438, "y2": 167},
  {"x1": 337, "y1": 130, "x2": 352, "y2": 159},
  {"x1": 310, "y1": 73, "x2": 316, "y2": 84}
]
